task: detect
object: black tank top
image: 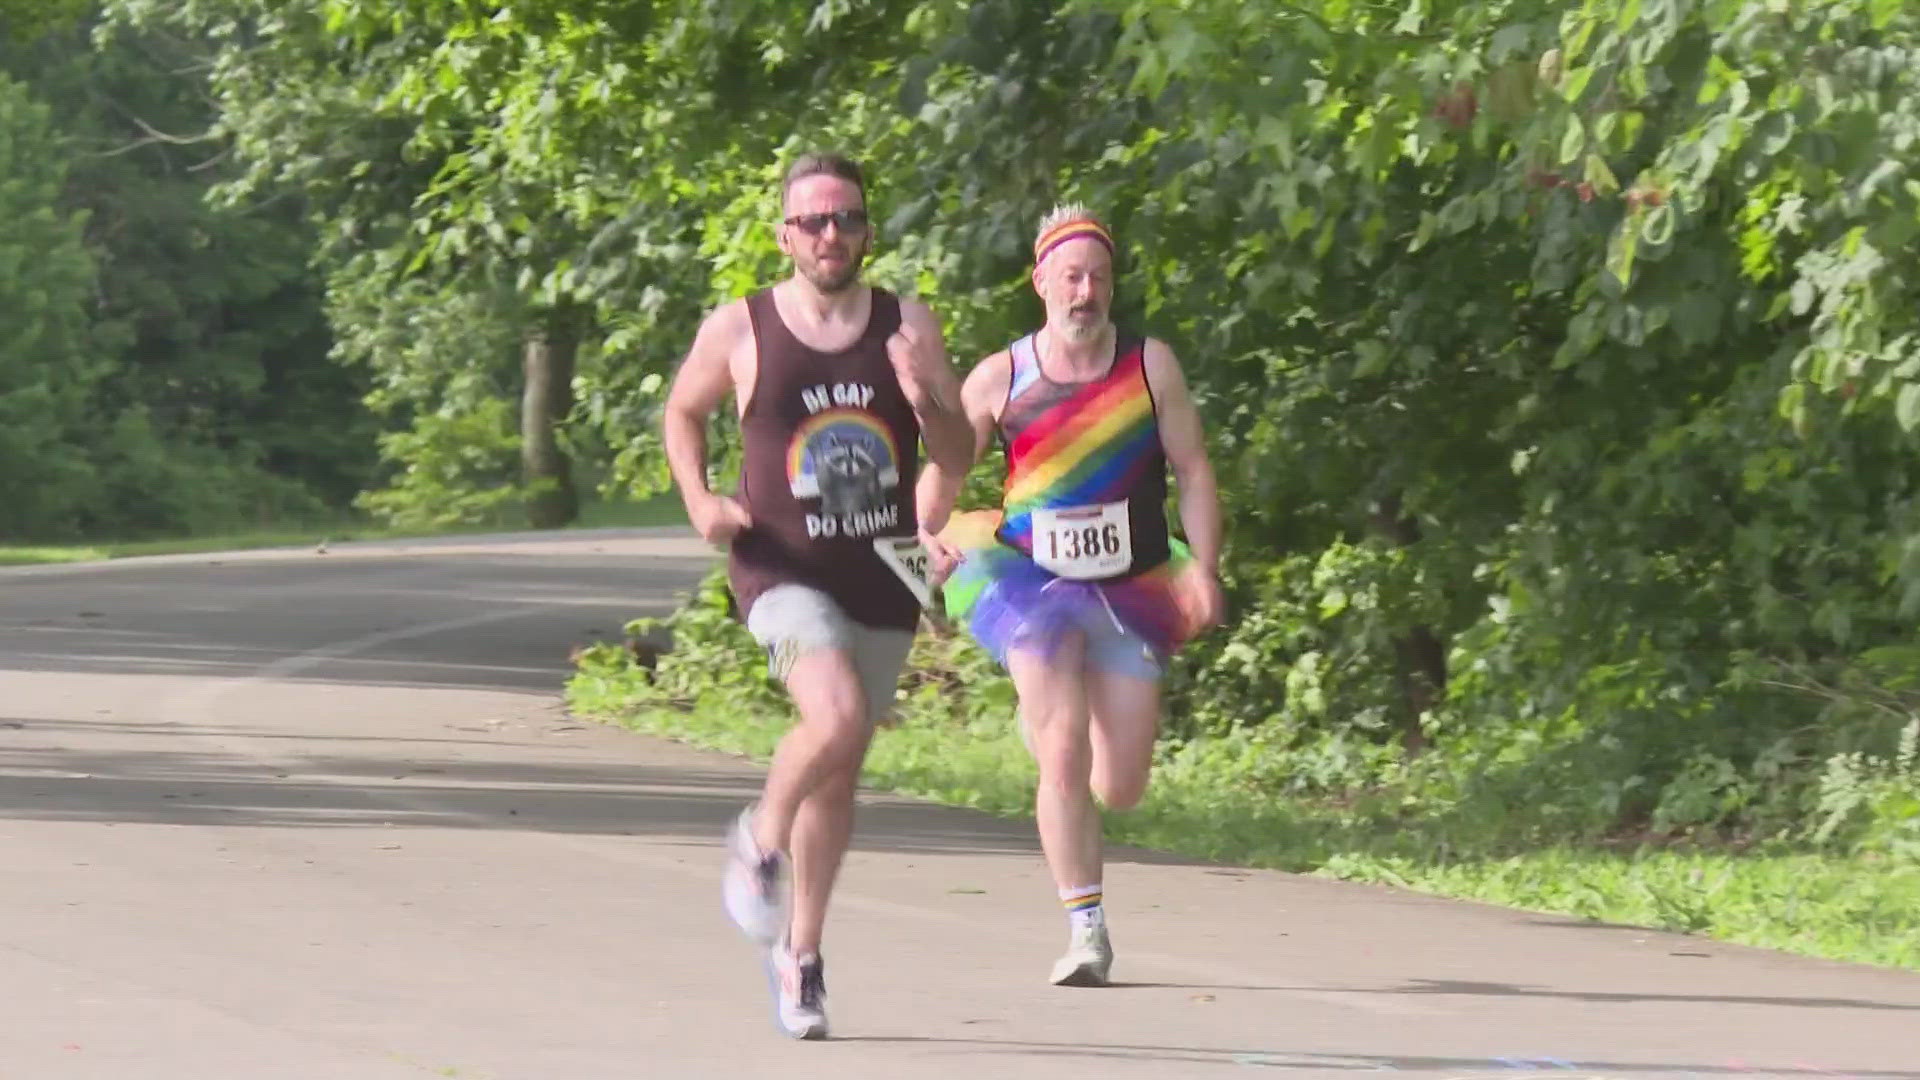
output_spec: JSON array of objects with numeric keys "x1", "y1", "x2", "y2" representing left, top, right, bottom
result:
[{"x1": 727, "y1": 286, "x2": 922, "y2": 631}]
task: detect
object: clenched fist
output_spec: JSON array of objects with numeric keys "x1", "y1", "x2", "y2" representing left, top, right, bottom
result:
[
  {"x1": 691, "y1": 492, "x2": 752, "y2": 546},
  {"x1": 886, "y1": 321, "x2": 947, "y2": 412}
]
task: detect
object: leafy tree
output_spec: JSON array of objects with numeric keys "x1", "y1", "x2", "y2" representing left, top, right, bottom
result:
[
  {"x1": 0, "y1": 71, "x2": 101, "y2": 537},
  {"x1": 0, "y1": 8, "x2": 382, "y2": 538},
  {"x1": 0, "y1": 0, "x2": 88, "y2": 41}
]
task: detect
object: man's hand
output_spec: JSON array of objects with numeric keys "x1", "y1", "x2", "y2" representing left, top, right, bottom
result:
[
  {"x1": 1183, "y1": 562, "x2": 1227, "y2": 630},
  {"x1": 917, "y1": 525, "x2": 964, "y2": 587},
  {"x1": 690, "y1": 492, "x2": 752, "y2": 546},
  {"x1": 887, "y1": 321, "x2": 948, "y2": 412}
]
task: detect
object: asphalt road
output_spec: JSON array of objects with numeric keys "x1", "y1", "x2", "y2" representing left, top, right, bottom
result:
[{"x1": 3, "y1": 529, "x2": 1917, "y2": 1080}]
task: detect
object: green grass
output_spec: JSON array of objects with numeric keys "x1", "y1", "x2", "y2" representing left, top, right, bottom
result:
[
  {"x1": 0, "y1": 494, "x2": 687, "y2": 567},
  {"x1": 1324, "y1": 848, "x2": 1920, "y2": 967},
  {"x1": 568, "y1": 651, "x2": 1920, "y2": 974}
]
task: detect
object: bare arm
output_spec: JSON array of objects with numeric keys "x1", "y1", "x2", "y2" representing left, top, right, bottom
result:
[
  {"x1": 1143, "y1": 338, "x2": 1222, "y2": 576},
  {"x1": 895, "y1": 299, "x2": 975, "y2": 476},
  {"x1": 915, "y1": 350, "x2": 1009, "y2": 536},
  {"x1": 661, "y1": 301, "x2": 749, "y2": 540}
]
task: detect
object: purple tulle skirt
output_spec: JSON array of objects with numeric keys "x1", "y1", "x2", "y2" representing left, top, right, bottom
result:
[{"x1": 938, "y1": 509, "x2": 1202, "y2": 668}]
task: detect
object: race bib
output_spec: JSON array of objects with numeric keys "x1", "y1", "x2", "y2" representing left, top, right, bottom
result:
[
  {"x1": 1031, "y1": 501, "x2": 1131, "y2": 580},
  {"x1": 872, "y1": 536, "x2": 938, "y2": 610}
]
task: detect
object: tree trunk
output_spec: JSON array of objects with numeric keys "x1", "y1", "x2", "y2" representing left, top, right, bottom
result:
[
  {"x1": 521, "y1": 305, "x2": 581, "y2": 529},
  {"x1": 1371, "y1": 493, "x2": 1447, "y2": 755}
]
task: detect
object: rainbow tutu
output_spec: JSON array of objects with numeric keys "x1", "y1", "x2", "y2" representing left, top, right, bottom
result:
[{"x1": 937, "y1": 509, "x2": 1205, "y2": 669}]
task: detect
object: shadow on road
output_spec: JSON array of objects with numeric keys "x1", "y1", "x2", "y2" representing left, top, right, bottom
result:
[
  {"x1": 834, "y1": 1035, "x2": 1920, "y2": 1076},
  {"x1": 1095, "y1": 978, "x2": 1920, "y2": 1018},
  {"x1": 1368, "y1": 977, "x2": 1920, "y2": 1013},
  {"x1": 1095, "y1": 975, "x2": 1920, "y2": 1013},
  {"x1": 0, "y1": 720, "x2": 1086, "y2": 860},
  {"x1": 0, "y1": 552, "x2": 712, "y2": 695}
]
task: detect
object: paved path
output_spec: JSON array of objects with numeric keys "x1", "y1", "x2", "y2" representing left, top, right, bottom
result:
[{"x1": 3, "y1": 530, "x2": 1916, "y2": 1079}]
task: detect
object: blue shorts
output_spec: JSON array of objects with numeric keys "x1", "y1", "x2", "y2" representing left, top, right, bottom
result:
[
  {"x1": 1015, "y1": 615, "x2": 1161, "y2": 680},
  {"x1": 992, "y1": 580, "x2": 1165, "y2": 681}
]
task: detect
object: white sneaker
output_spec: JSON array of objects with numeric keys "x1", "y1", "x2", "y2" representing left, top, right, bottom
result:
[
  {"x1": 764, "y1": 936, "x2": 829, "y2": 1040},
  {"x1": 722, "y1": 806, "x2": 785, "y2": 945},
  {"x1": 1049, "y1": 920, "x2": 1114, "y2": 986}
]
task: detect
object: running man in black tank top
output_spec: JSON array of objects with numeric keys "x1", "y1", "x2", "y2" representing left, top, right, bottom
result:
[{"x1": 660, "y1": 153, "x2": 972, "y2": 1040}]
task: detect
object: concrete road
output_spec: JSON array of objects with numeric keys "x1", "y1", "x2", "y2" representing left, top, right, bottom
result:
[{"x1": 2, "y1": 530, "x2": 1917, "y2": 1080}]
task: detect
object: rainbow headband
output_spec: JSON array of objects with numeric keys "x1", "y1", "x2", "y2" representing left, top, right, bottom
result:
[{"x1": 1033, "y1": 217, "x2": 1114, "y2": 266}]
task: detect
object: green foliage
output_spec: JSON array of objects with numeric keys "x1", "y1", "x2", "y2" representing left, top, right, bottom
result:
[
  {"x1": 324, "y1": 268, "x2": 530, "y2": 528},
  {"x1": 575, "y1": 574, "x2": 784, "y2": 718},
  {"x1": 0, "y1": 0, "x2": 88, "y2": 41},
  {"x1": 351, "y1": 398, "x2": 525, "y2": 530},
  {"x1": 1751, "y1": 648, "x2": 1920, "y2": 859},
  {"x1": 1, "y1": 13, "x2": 374, "y2": 540},
  {"x1": 1325, "y1": 848, "x2": 1920, "y2": 968},
  {"x1": 79, "y1": 408, "x2": 333, "y2": 535},
  {"x1": 0, "y1": 70, "x2": 102, "y2": 537}
]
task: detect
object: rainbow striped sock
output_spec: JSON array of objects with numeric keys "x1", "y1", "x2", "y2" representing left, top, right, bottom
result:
[{"x1": 1060, "y1": 884, "x2": 1104, "y2": 928}]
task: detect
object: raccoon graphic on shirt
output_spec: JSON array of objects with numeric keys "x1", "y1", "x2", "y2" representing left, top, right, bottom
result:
[{"x1": 786, "y1": 381, "x2": 901, "y2": 539}]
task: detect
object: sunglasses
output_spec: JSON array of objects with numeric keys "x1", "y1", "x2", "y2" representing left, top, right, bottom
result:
[{"x1": 784, "y1": 209, "x2": 869, "y2": 236}]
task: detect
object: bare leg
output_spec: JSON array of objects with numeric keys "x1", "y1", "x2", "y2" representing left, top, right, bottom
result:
[
  {"x1": 754, "y1": 648, "x2": 870, "y2": 953},
  {"x1": 787, "y1": 753, "x2": 863, "y2": 956},
  {"x1": 1087, "y1": 667, "x2": 1162, "y2": 811},
  {"x1": 1008, "y1": 632, "x2": 1101, "y2": 893}
]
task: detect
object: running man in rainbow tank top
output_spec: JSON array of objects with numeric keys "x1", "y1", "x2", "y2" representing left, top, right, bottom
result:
[{"x1": 916, "y1": 204, "x2": 1226, "y2": 987}]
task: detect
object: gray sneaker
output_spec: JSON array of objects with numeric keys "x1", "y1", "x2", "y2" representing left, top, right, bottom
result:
[
  {"x1": 764, "y1": 936, "x2": 829, "y2": 1040},
  {"x1": 1049, "y1": 920, "x2": 1114, "y2": 986},
  {"x1": 722, "y1": 806, "x2": 785, "y2": 945}
]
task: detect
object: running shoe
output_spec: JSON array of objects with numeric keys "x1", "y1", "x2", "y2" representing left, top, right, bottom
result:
[
  {"x1": 764, "y1": 935, "x2": 829, "y2": 1040},
  {"x1": 722, "y1": 805, "x2": 786, "y2": 945},
  {"x1": 1049, "y1": 920, "x2": 1114, "y2": 986}
]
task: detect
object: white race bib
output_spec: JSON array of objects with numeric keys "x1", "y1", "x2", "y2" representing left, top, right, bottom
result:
[
  {"x1": 872, "y1": 536, "x2": 938, "y2": 610},
  {"x1": 1031, "y1": 501, "x2": 1132, "y2": 580}
]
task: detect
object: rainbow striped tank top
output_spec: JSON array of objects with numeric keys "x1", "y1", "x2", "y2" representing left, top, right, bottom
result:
[{"x1": 993, "y1": 332, "x2": 1171, "y2": 578}]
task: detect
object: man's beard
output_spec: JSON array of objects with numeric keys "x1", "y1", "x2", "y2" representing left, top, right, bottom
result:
[
  {"x1": 799, "y1": 247, "x2": 865, "y2": 293},
  {"x1": 1059, "y1": 303, "x2": 1107, "y2": 343}
]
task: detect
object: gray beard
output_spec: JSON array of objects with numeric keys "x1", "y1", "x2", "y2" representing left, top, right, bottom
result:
[{"x1": 1059, "y1": 316, "x2": 1108, "y2": 344}]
